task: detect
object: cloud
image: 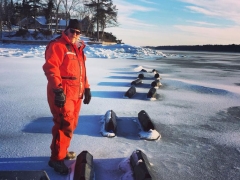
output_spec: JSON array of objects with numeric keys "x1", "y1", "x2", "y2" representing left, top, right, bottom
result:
[
  {"x1": 105, "y1": 0, "x2": 161, "y2": 46},
  {"x1": 106, "y1": 26, "x2": 164, "y2": 46},
  {"x1": 179, "y1": 0, "x2": 240, "y2": 24},
  {"x1": 114, "y1": 0, "x2": 156, "y2": 15},
  {"x1": 105, "y1": 0, "x2": 240, "y2": 46},
  {"x1": 107, "y1": 23, "x2": 240, "y2": 46},
  {"x1": 186, "y1": 6, "x2": 218, "y2": 16},
  {"x1": 112, "y1": 0, "x2": 158, "y2": 28},
  {"x1": 174, "y1": 24, "x2": 240, "y2": 44},
  {"x1": 117, "y1": 16, "x2": 158, "y2": 28},
  {"x1": 139, "y1": 0, "x2": 158, "y2": 5},
  {"x1": 186, "y1": 20, "x2": 217, "y2": 26}
]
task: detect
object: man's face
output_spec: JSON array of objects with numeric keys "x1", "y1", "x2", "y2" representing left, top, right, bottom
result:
[{"x1": 67, "y1": 28, "x2": 81, "y2": 43}]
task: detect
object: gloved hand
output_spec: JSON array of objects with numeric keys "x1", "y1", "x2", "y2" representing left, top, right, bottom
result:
[
  {"x1": 53, "y1": 88, "x2": 66, "y2": 107},
  {"x1": 83, "y1": 88, "x2": 91, "y2": 104}
]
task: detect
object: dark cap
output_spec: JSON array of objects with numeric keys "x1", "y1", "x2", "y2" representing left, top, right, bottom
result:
[{"x1": 67, "y1": 19, "x2": 81, "y2": 31}]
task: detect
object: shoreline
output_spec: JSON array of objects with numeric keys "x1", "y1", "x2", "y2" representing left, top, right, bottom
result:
[
  {"x1": 1, "y1": 40, "x2": 117, "y2": 46},
  {"x1": 148, "y1": 44, "x2": 240, "y2": 53},
  {"x1": 1, "y1": 39, "x2": 50, "y2": 45}
]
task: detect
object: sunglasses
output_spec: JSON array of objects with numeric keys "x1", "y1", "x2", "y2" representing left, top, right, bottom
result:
[{"x1": 69, "y1": 28, "x2": 81, "y2": 35}]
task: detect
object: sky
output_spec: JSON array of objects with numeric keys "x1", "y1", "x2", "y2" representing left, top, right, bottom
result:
[{"x1": 105, "y1": 0, "x2": 240, "y2": 46}]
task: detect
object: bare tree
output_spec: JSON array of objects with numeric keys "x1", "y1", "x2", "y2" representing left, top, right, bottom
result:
[
  {"x1": 74, "y1": 3, "x2": 95, "y2": 35},
  {"x1": 85, "y1": 8, "x2": 95, "y2": 36},
  {"x1": 42, "y1": 0, "x2": 65, "y2": 33},
  {"x1": 62, "y1": 0, "x2": 80, "y2": 26},
  {"x1": 53, "y1": 0, "x2": 64, "y2": 33},
  {"x1": 0, "y1": 1, "x2": 3, "y2": 40},
  {"x1": 72, "y1": 2, "x2": 87, "y2": 19}
]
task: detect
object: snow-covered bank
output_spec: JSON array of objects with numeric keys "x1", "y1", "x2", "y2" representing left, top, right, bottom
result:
[
  {"x1": 0, "y1": 44, "x2": 240, "y2": 180},
  {"x1": 0, "y1": 38, "x2": 168, "y2": 60}
]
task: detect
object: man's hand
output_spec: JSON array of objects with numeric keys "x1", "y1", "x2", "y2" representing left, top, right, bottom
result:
[
  {"x1": 53, "y1": 88, "x2": 66, "y2": 107},
  {"x1": 83, "y1": 88, "x2": 91, "y2": 104}
]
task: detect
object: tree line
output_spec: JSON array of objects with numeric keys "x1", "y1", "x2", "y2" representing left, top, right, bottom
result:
[
  {"x1": 0, "y1": 0, "x2": 118, "y2": 40},
  {"x1": 150, "y1": 44, "x2": 240, "y2": 53}
]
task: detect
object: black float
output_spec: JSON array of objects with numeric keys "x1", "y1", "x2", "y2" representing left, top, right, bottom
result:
[
  {"x1": 74, "y1": 151, "x2": 94, "y2": 180},
  {"x1": 138, "y1": 73, "x2": 144, "y2": 79},
  {"x1": 138, "y1": 110, "x2": 155, "y2": 131},
  {"x1": 147, "y1": 87, "x2": 157, "y2": 99},
  {"x1": 154, "y1": 73, "x2": 160, "y2": 79},
  {"x1": 130, "y1": 150, "x2": 154, "y2": 180},
  {"x1": 104, "y1": 110, "x2": 117, "y2": 134},
  {"x1": 152, "y1": 69, "x2": 159, "y2": 73},
  {"x1": 0, "y1": 171, "x2": 50, "y2": 180},
  {"x1": 151, "y1": 80, "x2": 161, "y2": 88},
  {"x1": 124, "y1": 85, "x2": 136, "y2": 98},
  {"x1": 131, "y1": 78, "x2": 142, "y2": 86},
  {"x1": 140, "y1": 69, "x2": 147, "y2": 72}
]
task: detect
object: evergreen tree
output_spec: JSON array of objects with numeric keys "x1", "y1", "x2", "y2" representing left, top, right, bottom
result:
[{"x1": 84, "y1": 0, "x2": 118, "y2": 41}]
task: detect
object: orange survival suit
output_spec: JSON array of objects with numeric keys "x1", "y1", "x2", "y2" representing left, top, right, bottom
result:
[{"x1": 43, "y1": 32, "x2": 90, "y2": 161}]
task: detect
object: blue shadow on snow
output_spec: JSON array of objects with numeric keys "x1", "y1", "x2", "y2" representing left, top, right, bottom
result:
[
  {"x1": 91, "y1": 90, "x2": 148, "y2": 100},
  {"x1": 22, "y1": 115, "x2": 141, "y2": 139},
  {"x1": 22, "y1": 115, "x2": 102, "y2": 137},
  {"x1": 98, "y1": 81, "x2": 153, "y2": 89},
  {"x1": 107, "y1": 75, "x2": 136, "y2": 80},
  {"x1": 98, "y1": 82, "x2": 130, "y2": 87},
  {"x1": 0, "y1": 156, "x2": 75, "y2": 180}
]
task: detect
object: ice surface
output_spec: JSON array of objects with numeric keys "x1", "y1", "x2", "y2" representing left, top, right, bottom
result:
[{"x1": 0, "y1": 41, "x2": 240, "y2": 180}]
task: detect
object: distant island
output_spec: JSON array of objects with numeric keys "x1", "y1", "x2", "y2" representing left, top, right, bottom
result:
[{"x1": 146, "y1": 44, "x2": 240, "y2": 53}]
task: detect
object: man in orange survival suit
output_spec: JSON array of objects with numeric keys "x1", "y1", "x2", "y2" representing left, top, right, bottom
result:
[{"x1": 43, "y1": 19, "x2": 91, "y2": 175}]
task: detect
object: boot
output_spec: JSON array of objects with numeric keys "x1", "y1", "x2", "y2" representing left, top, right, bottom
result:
[
  {"x1": 48, "y1": 160, "x2": 69, "y2": 175},
  {"x1": 65, "y1": 151, "x2": 76, "y2": 160}
]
